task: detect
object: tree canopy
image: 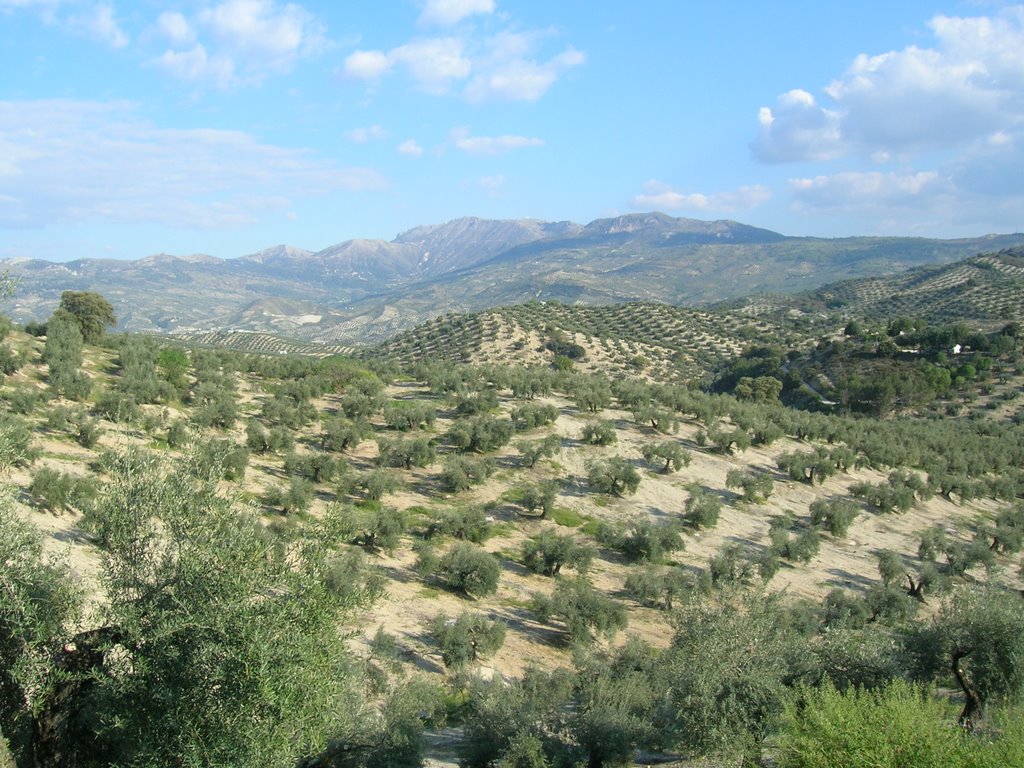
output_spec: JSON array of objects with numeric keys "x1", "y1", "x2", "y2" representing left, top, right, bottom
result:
[{"x1": 57, "y1": 291, "x2": 117, "y2": 344}]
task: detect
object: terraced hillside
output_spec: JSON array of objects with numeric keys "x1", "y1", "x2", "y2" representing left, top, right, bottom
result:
[
  {"x1": 727, "y1": 246, "x2": 1024, "y2": 329},
  {"x1": 175, "y1": 329, "x2": 355, "y2": 357},
  {"x1": 5, "y1": 281, "x2": 1024, "y2": 766},
  {"x1": 371, "y1": 301, "x2": 807, "y2": 384}
]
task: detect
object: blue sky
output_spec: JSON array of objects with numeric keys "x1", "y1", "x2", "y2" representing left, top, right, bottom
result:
[{"x1": 2, "y1": 1, "x2": 1023, "y2": 261}]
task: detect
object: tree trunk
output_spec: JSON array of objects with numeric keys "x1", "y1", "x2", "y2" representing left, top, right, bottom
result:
[
  {"x1": 952, "y1": 649, "x2": 983, "y2": 730},
  {"x1": 32, "y1": 627, "x2": 120, "y2": 768},
  {"x1": 906, "y1": 574, "x2": 927, "y2": 603}
]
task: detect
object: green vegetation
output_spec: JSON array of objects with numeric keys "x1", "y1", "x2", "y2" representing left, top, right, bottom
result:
[{"x1": 2, "y1": 265, "x2": 1024, "y2": 766}]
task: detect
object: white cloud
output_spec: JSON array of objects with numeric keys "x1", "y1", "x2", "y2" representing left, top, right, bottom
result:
[
  {"x1": 151, "y1": 0, "x2": 325, "y2": 87},
  {"x1": 153, "y1": 45, "x2": 235, "y2": 89},
  {"x1": 390, "y1": 38, "x2": 471, "y2": 93},
  {"x1": 0, "y1": 100, "x2": 386, "y2": 230},
  {"x1": 343, "y1": 38, "x2": 471, "y2": 93},
  {"x1": 754, "y1": 6, "x2": 1024, "y2": 163},
  {"x1": 156, "y1": 11, "x2": 194, "y2": 46},
  {"x1": 344, "y1": 125, "x2": 385, "y2": 143},
  {"x1": 343, "y1": 11, "x2": 583, "y2": 102},
  {"x1": 752, "y1": 89, "x2": 843, "y2": 163},
  {"x1": 418, "y1": 0, "x2": 494, "y2": 27},
  {"x1": 342, "y1": 49, "x2": 393, "y2": 80},
  {"x1": 199, "y1": 0, "x2": 324, "y2": 61},
  {"x1": 632, "y1": 180, "x2": 772, "y2": 213},
  {"x1": 398, "y1": 139, "x2": 423, "y2": 156},
  {"x1": 0, "y1": 0, "x2": 60, "y2": 19},
  {"x1": 789, "y1": 171, "x2": 945, "y2": 209},
  {"x1": 466, "y1": 44, "x2": 584, "y2": 102},
  {"x1": 67, "y1": 3, "x2": 128, "y2": 49},
  {"x1": 451, "y1": 128, "x2": 543, "y2": 155}
]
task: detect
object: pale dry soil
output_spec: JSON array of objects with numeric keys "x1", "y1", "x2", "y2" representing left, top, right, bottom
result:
[{"x1": 12, "y1": 378, "x2": 1023, "y2": 766}]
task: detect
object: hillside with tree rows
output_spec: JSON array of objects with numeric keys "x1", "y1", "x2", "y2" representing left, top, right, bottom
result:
[{"x1": 1, "y1": 283, "x2": 1024, "y2": 767}]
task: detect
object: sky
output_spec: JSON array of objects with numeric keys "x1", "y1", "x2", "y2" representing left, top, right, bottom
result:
[{"x1": 2, "y1": 1, "x2": 1023, "y2": 262}]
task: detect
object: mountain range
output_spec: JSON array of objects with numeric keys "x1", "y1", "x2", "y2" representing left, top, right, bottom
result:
[{"x1": 3, "y1": 213, "x2": 1022, "y2": 345}]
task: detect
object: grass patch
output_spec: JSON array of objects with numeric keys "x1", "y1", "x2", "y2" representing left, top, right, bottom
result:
[
  {"x1": 418, "y1": 586, "x2": 442, "y2": 600},
  {"x1": 501, "y1": 487, "x2": 526, "y2": 504},
  {"x1": 550, "y1": 506, "x2": 592, "y2": 528},
  {"x1": 490, "y1": 521, "x2": 516, "y2": 538}
]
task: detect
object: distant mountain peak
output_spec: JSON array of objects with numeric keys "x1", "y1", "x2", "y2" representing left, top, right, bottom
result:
[{"x1": 238, "y1": 244, "x2": 314, "y2": 264}]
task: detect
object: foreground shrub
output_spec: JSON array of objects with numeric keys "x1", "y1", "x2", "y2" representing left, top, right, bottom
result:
[{"x1": 777, "y1": 680, "x2": 1024, "y2": 768}]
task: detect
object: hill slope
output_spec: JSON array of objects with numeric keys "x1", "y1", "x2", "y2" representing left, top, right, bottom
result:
[{"x1": 3, "y1": 214, "x2": 1022, "y2": 344}]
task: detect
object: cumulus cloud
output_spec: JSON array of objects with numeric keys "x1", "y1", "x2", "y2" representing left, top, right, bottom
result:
[
  {"x1": 418, "y1": 0, "x2": 494, "y2": 27},
  {"x1": 342, "y1": 49, "x2": 393, "y2": 80},
  {"x1": 390, "y1": 38, "x2": 472, "y2": 93},
  {"x1": 151, "y1": 0, "x2": 326, "y2": 87},
  {"x1": 465, "y1": 40, "x2": 584, "y2": 102},
  {"x1": 155, "y1": 11, "x2": 195, "y2": 46},
  {"x1": 398, "y1": 139, "x2": 423, "y2": 156},
  {"x1": 67, "y1": 3, "x2": 128, "y2": 49},
  {"x1": 753, "y1": 6, "x2": 1024, "y2": 163},
  {"x1": 752, "y1": 89, "x2": 843, "y2": 163},
  {"x1": 0, "y1": 100, "x2": 386, "y2": 230},
  {"x1": 153, "y1": 45, "x2": 235, "y2": 89},
  {"x1": 789, "y1": 171, "x2": 946, "y2": 210},
  {"x1": 343, "y1": 10, "x2": 583, "y2": 102},
  {"x1": 451, "y1": 127, "x2": 543, "y2": 155},
  {"x1": 632, "y1": 180, "x2": 772, "y2": 213},
  {"x1": 342, "y1": 38, "x2": 471, "y2": 93}
]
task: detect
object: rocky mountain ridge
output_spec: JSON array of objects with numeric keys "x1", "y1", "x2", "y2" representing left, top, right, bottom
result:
[{"x1": 3, "y1": 214, "x2": 1022, "y2": 345}]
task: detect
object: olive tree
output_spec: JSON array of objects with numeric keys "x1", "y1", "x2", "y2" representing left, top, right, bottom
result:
[
  {"x1": 913, "y1": 586, "x2": 1024, "y2": 727},
  {"x1": 431, "y1": 612, "x2": 507, "y2": 669},
  {"x1": 586, "y1": 457, "x2": 640, "y2": 497},
  {"x1": 1, "y1": 449, "x2": 389, "y2": 767}
]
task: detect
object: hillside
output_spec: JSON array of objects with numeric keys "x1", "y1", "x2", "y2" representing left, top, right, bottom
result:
[
  {"x1": 3, "y1": 214, "x2": 1022, "y2": 345},
  {"x1": 3, "y1": 282, "x2": 1024, "y2": 763},
  {"x1": 722, "y1": 246, "x2": 1024, "y2": 330}
]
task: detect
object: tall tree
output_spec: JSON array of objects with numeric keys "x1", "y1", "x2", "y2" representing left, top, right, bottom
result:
[
  {"x1": 58, "y1": 291, "x2": 116, "y2": 344},
  {"x1": 1, "y1": 447, "x2": 387, "y2": 767}
]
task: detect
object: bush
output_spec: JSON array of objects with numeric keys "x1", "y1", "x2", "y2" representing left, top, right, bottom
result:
[
  {"x1": 449, "y1": 416, "x2": 514, "y2": 453},
  {"x1": 597, "y1": 518, "x2": 683, "y2": 563},
  {"x1": 580, "y1": 419, "x2": 616, "y2": 446},
  {"x1": 684, "y1": 486, "x2": 722, "y2": 529},
  {"x1": 777, "y1": 681, "x2": 1024, "y2": 768},
  {"x1": 585, "y1": 457, "x2": 640, "y2": 497},
  {"x1": 530, "y1": 576, "x2": 626, "y2": 645},
  {"x1": 326, "y1": 502, "x2": 407, "y2": 553},
  {"x1": 442, "y1": 455, "x2": 496, "y2": 492},
  {"x1": 166, "y1": 419, "x2": 190, "y2": 448},
  {"x1": 511, "y1": 403, "x2": 559, "y2": 431},
  {"x1": 431, "y1": 612, "x2": 506, "y2": 669},
  {"x1": 0, "y1": 414, "x2": 36, "y2": 469},
  {"x1": 358, "y1": 469, "x2": 402, "y2": 501},
  {"x1": 263, "y1": 477, "x2": 315, "y2": 515},
  {"x1": 28, "y1": 468, "x2": 96, "y2": 513},
  {"x1": 426, "y1": 506, "x2": 492, "y2": 543},
  {"x1": 809, "y1": 497, "x2": 859, "y2": 538},
  {"x1": 725, "y1": 469, "x2": 773, "y2": 503},
  {"x1": 376, "y1": 436, "x2": 436, "y2": 469},
  {"x1": 641, "y1": 441, "x2": 690, "y2": 473},
  {"x1": 624, "y1": 565, "x2": 705, "y2": 610},
  {"x1": 439, "y1": 542, "x2": 501, "y2": 597},
  {"x1": 521, "y1": 530, "x2": 593, "y2": 576},
  {"x1": 516, "y1": 434, "x2": 562, "y2": 467}
]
